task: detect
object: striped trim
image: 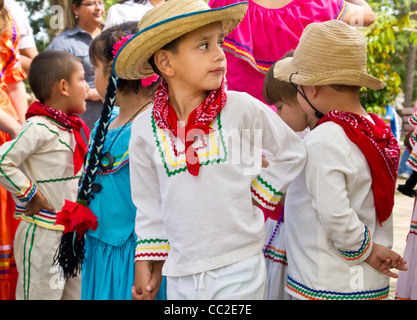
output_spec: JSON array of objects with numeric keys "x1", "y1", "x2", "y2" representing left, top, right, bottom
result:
[
  {"x1": 338, "y1": 226, "x2": 371, "y2": 262},
  {"x1": 406, "y1": 150, "x2": 417, "y2": 171},
  {"x1": 135, "y1": 238, "x2": 169, "y2": 261},
  {"x1": 251, "y1": 176, "x2": 283, "y2": 210},
  {"x1": 14, "y1": 205, "x2": 64, "y2": 230},
  {"x1": 14, "y1": 180, "x2": 37, "y2": 203},
  {"x1": 223, "y1": 38, "x2": 272, "y2": 74},
  {"x1": 22, "y1": 223, "x2": 37, "y2": 300},
  {"x1": 409, "y1": 220, "x2": 417, "y2": 237},
  {"x1": 287, "y1": 275, "x2": 389, "y2": 300},
  {"x1": 335, "y1": 1, "x2": 348, "y2": 20},
  {"x1": 409, "y1": 112, "x2": 417, "y2": 126},
  {"x1": 152, "y1": 109, "x2": 227, "y2": 177},
  {"x1": 395, "y1": 295, "x2": 412, "y2": 300},
  {"x1": 264, "y1": 246, "x2": 287, "y2": 266},
  {"x1": 0, "y1": 244, "x2": 15, "y2": 276}
]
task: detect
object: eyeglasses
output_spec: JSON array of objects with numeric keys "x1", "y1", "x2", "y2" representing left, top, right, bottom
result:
[{"x1": 80, "y1": 1, "x2": 104, "y2": 7}]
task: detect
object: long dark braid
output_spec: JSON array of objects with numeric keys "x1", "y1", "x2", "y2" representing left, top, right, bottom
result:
[
  {"x1": 53, "y1": 25, "x2": 133, "y2": 280},
  {"x1": 53, "y1": 74, "x2": 119, "y2": 280},
  {"x1": 54, "y1": 21, "x2": 160, "y2": 280},
  {"x1": 78, "y1": 74, "x2": 119, "y2": 203}
]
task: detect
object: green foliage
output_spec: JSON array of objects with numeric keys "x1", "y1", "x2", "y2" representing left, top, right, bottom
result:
[{"x1": 360, "y1": 2, "x2": 407, "y2": 115}]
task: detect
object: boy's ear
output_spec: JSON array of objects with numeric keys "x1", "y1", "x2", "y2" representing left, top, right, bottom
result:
[
  {"x1": 311, "y1": 86, "x2": 320, "y2": 98},
  {"x1": 57, "y1": 79, "x2": 70, "y2": 97},
  {"x1": 154, "y1": 49, "x2": 174, "y2": 77}
]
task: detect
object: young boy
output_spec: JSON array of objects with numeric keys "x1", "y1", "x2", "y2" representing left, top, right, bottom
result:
[
  {"x1": 274, "y1": 20, "x2": 407, "y2": 300},
  {"x1": 0, "y1": 50, "x2": 90, "y2": 299},
  {"x1": 113, "y1": 0, "x2": 306, "y2": 299}
]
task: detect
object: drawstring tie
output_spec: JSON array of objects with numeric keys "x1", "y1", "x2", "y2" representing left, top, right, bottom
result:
[{"x1": 193, "y1": 271, "x2": 219, "y2": 291}]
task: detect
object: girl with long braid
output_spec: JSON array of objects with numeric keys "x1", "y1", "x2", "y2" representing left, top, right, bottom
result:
[{"x1": 54, "y1": 21, "x2": 165, "y2": 300}]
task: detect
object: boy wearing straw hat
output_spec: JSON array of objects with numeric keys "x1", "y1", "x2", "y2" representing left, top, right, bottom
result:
[
  {"x1": 274, "y1": 19, "x2": 407, "y2": 300},
  {"x1": 113, "y1": 0, "x2": 306, "y2": 300}
]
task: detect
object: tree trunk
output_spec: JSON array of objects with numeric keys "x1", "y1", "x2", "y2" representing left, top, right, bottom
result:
[
  {"x1": 405, "y1": 41, "x2": 416, "y2": 109},
  {"x1": 405, "y1": 2, "x2": 417, "y2": 110}
]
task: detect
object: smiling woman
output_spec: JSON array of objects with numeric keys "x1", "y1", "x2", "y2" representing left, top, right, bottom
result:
[{"x1": 47, "y1": 0, "x2": 105, "y2": 131}]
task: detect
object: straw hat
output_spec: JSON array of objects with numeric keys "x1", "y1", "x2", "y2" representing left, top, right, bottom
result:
[
  {"x1": 273, "y1": 20, "x2": 385, "y2": 90},
  {"x1": 113, "y1": 0, "x2": 248, "y2": 80}
]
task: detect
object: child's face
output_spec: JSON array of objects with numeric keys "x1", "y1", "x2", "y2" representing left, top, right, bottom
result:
[
  {"x1": 274, "y1": 100, "x2": 308, "y2": 132},
  {"x1": 167, "y1": 22, "x2": 226, "y2": 92},
  {"x1": 65, "y1": 62, "x2": 89, "y2": 114},
  {"x1": 93, "y1": 60, "x2": 109, "y2": 102}
]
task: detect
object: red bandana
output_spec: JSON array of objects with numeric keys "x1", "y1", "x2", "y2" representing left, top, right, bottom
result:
[
  {"x1": 153, "y1": 79, "x2": 227, "y2": 176},
  {"x1": 25, "y1": 101, "x2": 90, "y2": 175},
  {"x1": 318, "y1": 111, "x2": 400, "y2": 224}
]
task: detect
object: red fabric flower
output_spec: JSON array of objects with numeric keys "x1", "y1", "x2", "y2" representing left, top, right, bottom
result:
[
  {"x1": 112, "y1": 35, "x2": 134, "y2": 57},
  {"x1": 141, "y1": 75, "x2": 159, "y2": 87},
  {"x1": 55, "y1": 200, "x2": 98, "y2": 238}
]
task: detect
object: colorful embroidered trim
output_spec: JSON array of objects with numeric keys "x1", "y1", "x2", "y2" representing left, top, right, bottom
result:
[
  {"x1": 409, "y1": 220, "x2": 417, "y2": 237},
  {"x1": 14, "y1": 205, "x2": 64, "y2": 231},
  {"x1": 337, "y1": 226, "x2": 371, "y2": 262},
  {"x1": 0, "y1": 244, "x2": 15, "y2": 276},
  {"x1": 14, "y1": 180, "x2": 37, "y2": 203},
  {"x1": 223, "y1": 38, "x2": 273, "y2": 75},
  {"x1": 251, "y1": 176, "x2": 282, "y2": 210},
  {"x1": 335, "y1": 1, "x2": 348, "y2": 20},
  {"x1": 406, "y1": 150, "x2": 417, "y2": 171},
  {"x1": 409, "y1": 112, "x2": 417, "y2": 126},
  {"x1": 135, "y1": 238, "x2": 169, "y2": 261},
  {"x1": 264, "y1": 246, "x2": 287, "y2": 266},
  {"x1": 152, "y1": 109, "x2": 228, "y2": 177},
  {"x1": 287, "y1": 275, "x2": 389, "y2": 300}
]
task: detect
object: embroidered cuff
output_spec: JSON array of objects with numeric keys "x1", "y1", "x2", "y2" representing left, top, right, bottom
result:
[
  {"x1": 14, "y1": 180, "x2": 37, "y2": 203},
  {"x1": 409, "y1": 112, "x2": 417, "y2": 126},
  {"x1": 251, "y1": 176, "x2": 282, "y2": 210},
  {"x1": 337, "y1": 226, "x2": 372, "y2": 263},
  {"x1": 135, "y1": 238, "x2": 169, "y2": 261}
]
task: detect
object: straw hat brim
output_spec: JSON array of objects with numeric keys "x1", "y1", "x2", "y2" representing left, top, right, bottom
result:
[
  {"x1": 274, "y1": 57, "x2": 385, "y2": 90},
  {"x1": 113, "y1": 2, "x2": 248, "y2": 80}
]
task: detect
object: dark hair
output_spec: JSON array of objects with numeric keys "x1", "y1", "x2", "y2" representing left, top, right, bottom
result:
[
  {"x1": 263, "y1": 51, "x2": 298, "y2": 106},
  {"x1": 80, "y1": 21, "x2": 159, "y2": 205},
  {"x1": 329, "y1": 84, "x2": 361, "y2": 92},
  {"x1": 89, "y1": 21, "x2": 158, "y2": 96},
  {"x1": 28, "y1": 50, "x2": 82, "y2": 103}
]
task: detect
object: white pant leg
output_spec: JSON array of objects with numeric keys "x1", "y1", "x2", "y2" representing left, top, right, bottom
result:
[{"x1": 167, "y1": 253, "x2": 267, "y2": 300}]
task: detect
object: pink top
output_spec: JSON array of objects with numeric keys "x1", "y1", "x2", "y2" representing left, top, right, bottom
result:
[{"x1": 209, "y1": 0, "x2": 349, "y2": 103}]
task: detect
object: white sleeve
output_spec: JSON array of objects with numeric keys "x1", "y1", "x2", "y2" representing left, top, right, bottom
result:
[
  {"x1": 0, "y1": 122, "x2": 45, "y2": 204},
  {"x1": 250, "y1": 101, "x2": 307, "y2": 210},
  {"x1": 129, "y1": 119, "x2": 168, "y2": 261},
  {"x1": 305, "y1": 128, "x2": 372, "y2": 264},
  {"x1": 5, "y1": 0, "x2": 36, "y2": 49}
]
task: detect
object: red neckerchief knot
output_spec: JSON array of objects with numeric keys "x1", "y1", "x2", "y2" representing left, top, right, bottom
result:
[
  {"x1": 318, "y1": 111, "x2": 400, "y2": 224},
  {"x1": 153, "y1": 79, "x2": 227, "y2": 176},
  {"x1": 25, "y1": 101, "x2": 90, "y2": 175}
]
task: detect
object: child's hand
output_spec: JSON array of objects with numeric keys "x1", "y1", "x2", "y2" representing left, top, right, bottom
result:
[
  {"x1": 25, "y1": 190, "x2": 55, "y2": 216},
  {"x1": 132, "y1": 260, "x2": 163, "y2": 300},
  {"x1": 365, "y1": 242, "x2": 408, "y2": 278}
]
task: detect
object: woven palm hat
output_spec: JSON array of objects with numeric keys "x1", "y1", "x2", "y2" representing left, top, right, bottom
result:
[
  {"x1": 113, "y1": 0, "x2": 248, "y2": 80},
  {"x1": 273, "y1": 20, "x2": 385, "y2": 90}
]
